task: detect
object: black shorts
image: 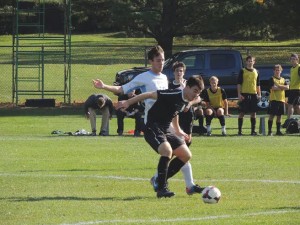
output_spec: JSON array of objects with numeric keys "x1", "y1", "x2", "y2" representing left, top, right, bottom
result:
[
  {"x1": 267, "y1": 100, "x2": 285, "y2": 116},
  {"x1": 179, "y1": 109, "x2": 194, "y2": 134},
  {"x1": 238, "y1": 94, "x2": 258, "y2": 113},
  {"x1": 287, "y1": 90, "x2": 300, "y2": 106},
  {"x1": 144, "y1": 122, "x2": 185, "y2": 153}
]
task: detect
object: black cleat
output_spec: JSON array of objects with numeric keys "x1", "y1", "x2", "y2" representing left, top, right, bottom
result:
[
  {"x1": 238, "y1": 131, "x2": 243, "y2": 136},
  {"x1": 251, "y1": 131, "x2": 258, "y2": 136},
  {"x1": 276, "y1": 131, "x2": 284, "y2": 136},
  {"x1": 186, "y1": 184, "x2": 205, "y2": 195},
  {"x1": 157, "y1": 188, "x2": 175, "y2": 198}
]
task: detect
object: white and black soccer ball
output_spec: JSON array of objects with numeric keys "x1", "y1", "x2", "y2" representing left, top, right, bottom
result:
[
  {"x1": 201, "y1": 186, "x2": 221, "y2": 204},
  {"x1": 257, "y1": 91, "x2": 270, "y2": 109}
]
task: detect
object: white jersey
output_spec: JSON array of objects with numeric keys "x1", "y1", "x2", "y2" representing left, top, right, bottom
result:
[{"x1": 122, "y1": 70, "x2": 169, "y2": 123}]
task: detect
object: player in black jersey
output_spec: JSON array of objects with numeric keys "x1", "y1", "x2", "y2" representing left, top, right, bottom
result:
[
  {"x1": 168, "y1": 61, "x2": 204, "y2": 195},
  {"x1": 117, "y1": 76, "x2": 204, "y2": 198}
]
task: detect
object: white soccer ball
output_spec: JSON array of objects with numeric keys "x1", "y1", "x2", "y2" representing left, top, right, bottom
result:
[{"x1": 201, "y1": 186, "x2": 221, "y2": 204}]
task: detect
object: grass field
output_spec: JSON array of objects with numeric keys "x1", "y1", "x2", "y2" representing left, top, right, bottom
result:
[{"x1": 0, "y1": 113, "x2": 299, "y2": 225}]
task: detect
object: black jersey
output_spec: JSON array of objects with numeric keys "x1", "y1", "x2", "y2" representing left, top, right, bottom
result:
[{"x1": 147, "y1": 89, "x2": 188, "y2": 129}]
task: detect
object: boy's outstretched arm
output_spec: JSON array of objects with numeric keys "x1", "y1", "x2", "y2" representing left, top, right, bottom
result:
[
  {"x1": 93, "y1": 79, "x2": 124, "y2": 95},
  {"x1": 116, "y1": 91, "x2": 157, "y2": 110}
]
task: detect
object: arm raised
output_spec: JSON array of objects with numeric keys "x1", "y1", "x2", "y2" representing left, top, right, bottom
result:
[
  {"x1": 116, "y1": 91, "x2": 157, "y2": 110},
  {"x1": 93, "y1": 79, "x2": 124, "y2": 95}
]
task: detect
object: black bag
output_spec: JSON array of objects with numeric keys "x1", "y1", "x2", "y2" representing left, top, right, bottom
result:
[
  {"x1": 284, "y1": 118, "x2": 300, "y2": 134},
  {"x1": 192, "y1": 126, "x2": 207, "y2": 134}
]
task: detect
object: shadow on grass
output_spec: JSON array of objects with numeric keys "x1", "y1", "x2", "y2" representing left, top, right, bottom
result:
[
  {"x1": 19, "y1": 167, "x2": 154, "y2": 173},
  {"x1": 273, "y1": 206, "x2": 300, "y2": 211},
  {"x1": 3, "y1": 196, "x2": 146, "y2": 202}
]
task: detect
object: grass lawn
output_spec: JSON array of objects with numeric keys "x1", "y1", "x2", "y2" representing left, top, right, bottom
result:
[{"x1": 0, "y1": 114, "x2": 299, "y2": 225}]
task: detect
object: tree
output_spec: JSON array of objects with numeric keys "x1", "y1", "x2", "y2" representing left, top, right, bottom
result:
[{"x1": 108, "y1": 0, "x2": 262, "y2": 57}]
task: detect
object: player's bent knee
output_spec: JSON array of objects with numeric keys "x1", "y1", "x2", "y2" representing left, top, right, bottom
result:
[{"x1": 173, "y1": 145, "x2": 192, "y2": 162}]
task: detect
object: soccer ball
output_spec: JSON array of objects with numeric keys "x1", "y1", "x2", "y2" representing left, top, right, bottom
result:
[{"x1": 201, "y1": 186, "x2": 221, "y2": 204}]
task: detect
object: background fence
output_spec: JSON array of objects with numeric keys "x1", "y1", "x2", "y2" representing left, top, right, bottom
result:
[{"x1": 1, "y1": 45, "x2": 300, "y2": 106}]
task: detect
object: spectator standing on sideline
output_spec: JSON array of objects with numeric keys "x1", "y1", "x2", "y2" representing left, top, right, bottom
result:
[
  {"x1": 237, "y1": 55, "x2": 261, "y2": 136},
  {"x1": 267, "y1": 64, "x2": 289, "y2": 136},
  {"x1": 84, "y1": 94, "x2": 113, "y2": 136},
  {"x1": 117, "y1": 76, "x2": 205, "y2": 198},
  {"x1": 168, "y1": 61, "x2": 200, "y2": 146},
  {"x1": 287, "y1": 53, "x2": 300, "y2": 118},
  {"x1": 202, "y1": 76, "x2": 229, "y2": 136},
  {"x1": 116, "y1": 91, "x2": 143, "y2": 136},
  {"x1": 93, "y1": 46, "x2": 204, "y2": 195}
]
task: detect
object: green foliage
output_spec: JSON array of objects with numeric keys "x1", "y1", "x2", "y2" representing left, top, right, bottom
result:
[{"x1": 0, "y1": 115, "x2": 299, "y2": 224}]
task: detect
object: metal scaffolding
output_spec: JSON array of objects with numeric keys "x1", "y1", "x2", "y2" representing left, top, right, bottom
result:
[{"x1": 12, "y1": 0, "x2": 72, "y2": 105}]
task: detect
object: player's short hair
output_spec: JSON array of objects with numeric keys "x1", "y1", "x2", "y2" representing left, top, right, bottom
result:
[
  {"x1": 246, "y1": 55, "x2": 255, "y2": 61},
  {"x1": 209, "y1": 76, "x2": 219, "y2": 82},
  {"x1": 147, "y1": 45, "x2": 164, "y2": 61},
  {"x1": 172, "y1": 61, "x2": 186, "y2": 72},
  {"x1": 274, "y1": 64, "x2": 283, "y2": 71},
  {"x1": 186, "y1": 75, "x2": 204, "y2": 91},
  {"x1": 97, "y1": 97, "x2": 105, "y2": 108},
  {"x1": 290, "y1": 53, "x2": 299, "y2": 60}
]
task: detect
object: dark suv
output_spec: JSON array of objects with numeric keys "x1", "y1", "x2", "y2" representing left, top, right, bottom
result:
[
  {"x1": 114, "y1": 48, "x2": 290, "y2": 101},
  {"x1": 114, "y1": 49, "x2": 243, "y2": 98}
]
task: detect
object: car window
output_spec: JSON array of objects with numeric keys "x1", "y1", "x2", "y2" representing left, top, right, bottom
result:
[
  {"x1": 182, "y1": 54, "x2": 204, "y2": 69},
  {"x1": 210, "y1": 54, "x2": 235, "y2": 69}
]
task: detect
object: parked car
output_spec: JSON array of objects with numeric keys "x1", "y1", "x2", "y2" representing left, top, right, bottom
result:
[{"x1": 114, "y1": 49, "x2": 290, "y2": 109}]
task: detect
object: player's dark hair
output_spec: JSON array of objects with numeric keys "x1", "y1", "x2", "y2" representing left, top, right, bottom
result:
[
  {"x1": 246, "y1": 55, "x2": 255, "y2": 61},
  {"x1": 147, "y1": 45, "x2": 164, "y2": 61},
  {"x1": 186, "y1": 75, "x2": 204, "y2": 91},
  {"x1": 97, "y1": 97, "x2": 105, "y2": 108},
  {"x1": 172, "y1": 61, "x2": 186, "y2": 72},
  {"x1": 290, "y1": 53, "x2": 299, "y2": 60}
]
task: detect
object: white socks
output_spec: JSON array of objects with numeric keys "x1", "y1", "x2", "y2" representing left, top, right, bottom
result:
[
  {"x1": 180, "y1": 161, "x2": 195, "y2": 188},
  {"x1": 153, "y1": 161, "x2": 195, "y2": 188}
]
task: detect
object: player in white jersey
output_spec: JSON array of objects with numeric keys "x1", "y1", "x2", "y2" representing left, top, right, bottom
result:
[
  {"x1": 122, "y1": 70, "x2": 168, "y2": 123},
  {"x1": 93, "y1": 45, "x2": 203, "y2": 195}
]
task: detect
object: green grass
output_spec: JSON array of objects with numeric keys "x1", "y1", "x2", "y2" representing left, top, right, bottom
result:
[{"x1": 0, "y1": 114, "x2": 299, "y2": 224}]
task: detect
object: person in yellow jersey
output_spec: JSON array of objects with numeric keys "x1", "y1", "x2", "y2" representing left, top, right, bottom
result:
[
  {"x1": 237, "y1": 55, "x2": 261, "y2": 136},
  {"x1": 287, "y1": 53, "x2": 300, "y2": 118},
  {"x1": 202, "y1": 76, "x2": 230, "y2": 136},
  {"x1": 267, "y1": 65, "x2": 289, "y2": 136}
]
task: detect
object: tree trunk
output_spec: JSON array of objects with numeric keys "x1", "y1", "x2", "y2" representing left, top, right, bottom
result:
[{"x1": 156, "y1": 0, "x2": 177, "y2": 59}]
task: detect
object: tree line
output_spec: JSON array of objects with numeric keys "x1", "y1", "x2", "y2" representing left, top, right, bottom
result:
[{"x1": 0, "y1": 0, "x2": 299, "y2": 57}]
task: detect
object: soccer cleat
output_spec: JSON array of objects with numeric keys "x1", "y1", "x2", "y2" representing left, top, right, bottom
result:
[
  {"x1": 276, "y1": 131, "x2": 284, "y2": 136},
  {"x1": 251, "y1": 131, "x2": 257, "y2": 136},
  {"x1": 238, "y1": 131, "x2": 243, "y2": 136},
  {"x1": 90, "y1": 132, "x2": 97, "y2": 136},
  {"x1": 222, "y1": 131, "x2": 227, "y2": 136},
  {"x1": 150, "y1": 176, "x2": 158, "y2": 192},
  {"x1": 207, "y1": 132, "x2": 211, "y2": 136},
  {"x1": 99, "y1": 131, "x2": 107, "y2": 136},
  {"x1": 186, "y1": 184, "x2": 205, "y2": 195},
  {"x1": 267, "y1": 131, "x2": 273, "y2": 136},
  {"x1": 157, "y1": 188, "x2": 175, "y2": 198}
]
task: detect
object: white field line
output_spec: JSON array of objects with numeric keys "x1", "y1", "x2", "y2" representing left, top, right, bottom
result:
[
  {"x1": 60, "y1": 209, "x2": 299, "y2": 225},
  {"x1": 0, "y1": 173, "x2": 299, "y2": 184}
]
